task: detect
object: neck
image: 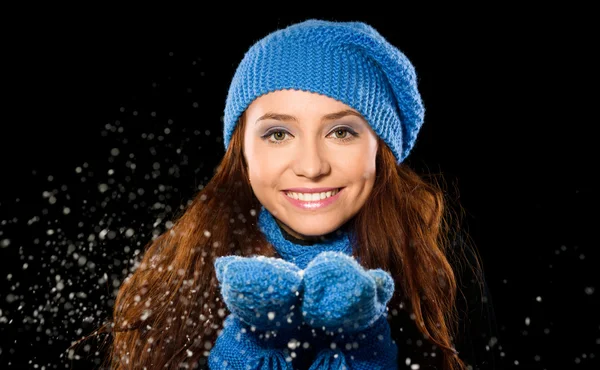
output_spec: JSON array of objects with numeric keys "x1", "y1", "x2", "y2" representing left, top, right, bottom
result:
[
  {"x1": 275, "y1": 218, "x2": 346, "y2": 246},
  {"x1": 257, "y1": 206, "x2": 354, "y2": 269}
]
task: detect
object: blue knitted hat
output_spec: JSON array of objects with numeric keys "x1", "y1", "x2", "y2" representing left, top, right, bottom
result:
[{"x1": 222, "y1": 19, "x2": 425, "y2": 163}]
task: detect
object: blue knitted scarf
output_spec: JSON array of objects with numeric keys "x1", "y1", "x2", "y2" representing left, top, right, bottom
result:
[{"x1": 257, "y1": 205, "x2": 354, "y2": 269}]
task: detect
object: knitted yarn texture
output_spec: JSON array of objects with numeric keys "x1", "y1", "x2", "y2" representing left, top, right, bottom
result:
[
  {"x1": 208, "y1": 206, "x2": 398, "y2": 369},
  {"x1": 222, "y1": 18, "x2": 425, "y2": 164},
  {"x1": 257, "y1": 205, "x2": 353, "y2": 269}
]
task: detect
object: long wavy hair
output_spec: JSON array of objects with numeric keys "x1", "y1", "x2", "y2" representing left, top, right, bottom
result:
[{"x1": 76, "y1": 111, "x2": 485, "y2": 370}]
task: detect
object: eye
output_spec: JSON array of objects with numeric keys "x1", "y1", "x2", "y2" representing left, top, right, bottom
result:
[
  {"x1": 272, "y1": 131, "x2": 287, "y2": 141},
  {"x1": 261, "y1": 129, "x2": 291, "y2": 144},
  {"x1": 260, "y1": 126, "x2": 359, "y2": 145},
  {"x1": 328, "y1": 127, "x2": 359, "y2": 143},
  {"x1": 331, "y1": 128, "x2": 350, "y2": 139}
]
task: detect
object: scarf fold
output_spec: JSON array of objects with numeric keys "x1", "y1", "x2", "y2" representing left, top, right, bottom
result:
[
  {"x1": 257, "y1": 205, "x2": 354, "y2": 269},
  {"x1": 208, "y1": 315, "x2": 295, "y2": 370}
]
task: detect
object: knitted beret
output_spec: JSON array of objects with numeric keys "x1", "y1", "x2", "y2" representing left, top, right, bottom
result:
[{"x1": 222, "y1": 19, "x2": 425, "y2": 163}]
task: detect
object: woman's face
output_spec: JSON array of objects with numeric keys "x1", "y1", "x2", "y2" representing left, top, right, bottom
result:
[{"x1": 243, "y1": 89, "x2": 379, "y2": 240}]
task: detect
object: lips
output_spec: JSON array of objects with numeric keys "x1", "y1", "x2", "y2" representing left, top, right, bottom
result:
[
  {"x1": 284, "y1": 188, "x2": 341, "y2": 200},
  {"x1": 282, "y1": 187, "x2": 343, "y2": 193},
  {"x1": 283, "y1": 187, "x2": 344, "y2": 210}
]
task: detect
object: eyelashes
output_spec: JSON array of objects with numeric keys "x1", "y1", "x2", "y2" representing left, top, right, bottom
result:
[{"x1": 260, "y1": 127, "x2": 359, "y2": 145}]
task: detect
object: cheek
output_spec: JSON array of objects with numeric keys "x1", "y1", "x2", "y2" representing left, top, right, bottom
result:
[
  {"x1": 244, "y1": 135, "x2": 289, "y2": 181},
  {"x1": 244, "y1": 136, "x2": 261, "y2": 175},
  {"x1": 340, "y1": 144, "x2": 377, "y2": 180},
  {"x1": 245, "y1": 148, "x2": 277, "y2": 185}
]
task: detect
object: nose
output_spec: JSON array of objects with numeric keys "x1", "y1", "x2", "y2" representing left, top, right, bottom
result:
[{"x1": 292, "y1": 140, "x2": 331, "y2": 179}]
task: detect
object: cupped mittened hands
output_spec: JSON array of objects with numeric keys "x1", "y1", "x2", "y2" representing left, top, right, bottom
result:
[
  {"x1": 214, "y1": 255, "x2": 304, "y2": 331},
  {"x1": 301, "y1": 251, "x2": 395, "y2": 334},
  {"x1": 214, "y1": 251, "x2": 394, "y2": 334}
]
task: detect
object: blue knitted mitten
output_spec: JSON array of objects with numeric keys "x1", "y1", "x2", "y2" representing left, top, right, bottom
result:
[
  {"x1": 208, "y1": 314, "x2": 294, "y2": 370},
  {"x1": 214, "y1": 255, "x2": 304, "y2": 331},
  {"x1": 302, "y1": 251, "x2": 398, "y2": 369},
  {"x1": 302, "y1": 251, "x2": 394, "y2": 333},
  {"x1": 212, "y1": 252, "x2": 398, "y2": 369}
]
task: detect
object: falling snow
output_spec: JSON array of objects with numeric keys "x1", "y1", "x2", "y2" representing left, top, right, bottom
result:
[
  {"x1": 0, "y1": 68, "x2": 223, "y2": 367},
  {"x1": 0, "y1": 43, "x2": 596, "y2": 370}
]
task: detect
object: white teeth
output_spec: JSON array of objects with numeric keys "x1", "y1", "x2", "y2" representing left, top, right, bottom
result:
[{"x1": 285, "y1": 189, "x2": 340, "y2": 201}]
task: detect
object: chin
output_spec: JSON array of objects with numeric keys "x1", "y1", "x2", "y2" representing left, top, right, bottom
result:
[{"x1": 288, "y1": 218, "x2": 340, "y2": 237}]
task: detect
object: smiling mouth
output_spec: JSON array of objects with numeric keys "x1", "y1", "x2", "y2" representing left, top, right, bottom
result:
[{"x1": 283, "y1": 188, "x2": 343, "y2": 201}]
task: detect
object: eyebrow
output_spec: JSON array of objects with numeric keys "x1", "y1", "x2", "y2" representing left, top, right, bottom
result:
[{"x1": 255, "y1": 109, "x2": 365, "y2": 125}]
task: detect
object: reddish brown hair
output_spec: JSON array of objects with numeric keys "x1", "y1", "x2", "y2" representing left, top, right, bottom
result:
[{"x1": 75, "y1": 112, "x2": 484, "y2": 370}]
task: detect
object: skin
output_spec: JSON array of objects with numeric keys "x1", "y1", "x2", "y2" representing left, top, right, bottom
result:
[{"x1": 243, "y1": 89, "x2": 379, "y2": 241}]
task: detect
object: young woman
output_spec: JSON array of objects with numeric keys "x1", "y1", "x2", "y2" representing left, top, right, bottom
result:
[{"x1": 90, "y1": 19, "x2": 500, "y2": 369}]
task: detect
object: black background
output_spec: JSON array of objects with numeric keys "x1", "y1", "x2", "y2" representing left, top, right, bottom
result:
[{"x1": 1, "y1": 10, "x2": 597, "y2": 370}]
